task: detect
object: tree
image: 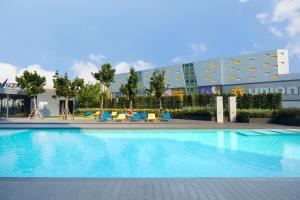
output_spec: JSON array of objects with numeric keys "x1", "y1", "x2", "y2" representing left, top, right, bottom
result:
[
  {"x1": 78, "y1": 83, "x2": 103, "y2": 108},
  {"x1": 119, "y1": 67, "x2": 138, "y2": 110},
  {"x1": 92, "y1": 63, "x2": 115, "y2": 116},
  {"x1": 52, "y1": 71, "x2": 84, "y2": 119},
  {"x1": 16, "y1": 70, "x2": 46, "y2": 119},
  {"x1": 149, "y1": 70, "x2": 167, "y2": 111}
]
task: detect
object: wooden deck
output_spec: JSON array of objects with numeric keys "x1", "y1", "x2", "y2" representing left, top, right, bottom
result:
[{"x1": 0, "y1": 178, "x2": 300, "y2": 200}]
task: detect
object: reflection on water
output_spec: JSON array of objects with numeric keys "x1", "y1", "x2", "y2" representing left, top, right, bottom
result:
[{"x1": 0, "y1": 129, "x2": 300, "y2": 177}]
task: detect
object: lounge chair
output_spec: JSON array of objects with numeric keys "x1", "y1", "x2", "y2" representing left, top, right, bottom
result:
[
  {"x1": 98, "y1": 113, "x2": 113, "y2": 121},
  {"x1": 147, "y1": 113, "x2": 156, "y2": 121},
  {"x1": 111, "y1": 111, "x2": 118, "y2": 118},
  {"x1": 83, "y1": 111, "x2": 92, "y2": 116},
  {"x1": 93, "y1": 111, "x2": 101, "y2": 119},
  {"x1": 116, "y1": 113, "x2": 126, "y2": 122},
  {"x1": 131, "y1": 113, "x2": 141, "y2": 121},
  {"x1": 141, "y1": 112, "x2": 148, "y2": 120},
  {"x1": 162, "y1": 113, "x2": 172, "y2": 121}
]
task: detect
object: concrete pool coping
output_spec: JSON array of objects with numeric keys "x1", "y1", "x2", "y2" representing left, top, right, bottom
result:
[{"x1": 0, "y1": 118, "x2": 299, "y2": 129}]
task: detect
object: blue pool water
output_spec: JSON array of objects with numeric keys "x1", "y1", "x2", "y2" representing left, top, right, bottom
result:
[{"x1": 0, "y1": 129, "x2": 300, "y2": 177}]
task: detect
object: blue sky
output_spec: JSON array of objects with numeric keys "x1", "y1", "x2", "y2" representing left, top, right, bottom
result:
[{"x1": 0, "y1": 0, "x2": 299, "y2": 87}]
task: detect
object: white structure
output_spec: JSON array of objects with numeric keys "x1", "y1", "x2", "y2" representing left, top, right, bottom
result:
[
  {"x1": 216, "y1": 96, "x2": 224, "y2": 123},
  {"x1": 228, "y1": 96, "x2": 237, "y2": 123}
]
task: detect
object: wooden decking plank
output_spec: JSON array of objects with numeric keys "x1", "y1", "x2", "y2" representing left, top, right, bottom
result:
[
  {"x1": 182, "y1": 181, "x2": 199, "y2": 200},
  {"x1": 134, "y1": 180, "x2": 146, "y2": 200},
  {"x1": 168, "y1": 181, "x2": 182, "y2": 200},
  {"x1": 191, "y1": 180, "x2": 210, "y2": 200},
  {"x1": 145, "y1": 181, "x2": 155, "y2": 200},
  {"x1": 161, "y1": 181, "x2": 173, "y2": 200},
  {"x1": 153, "y1": 181, "x2": 164, "y2": 200}
]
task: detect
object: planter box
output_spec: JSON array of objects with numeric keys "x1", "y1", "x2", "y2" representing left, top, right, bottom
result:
[
  {"x1": 237, "y1": 116, "x2": 272, "y2": 124},
  {"x1": 273, "y1": 119, "x2": 300, "y2": 126}
]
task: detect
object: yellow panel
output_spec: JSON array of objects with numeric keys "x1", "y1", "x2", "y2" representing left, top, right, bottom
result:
[
  {"x1": 204, "y1": 77, "x2": 212, "y2": 81},
  {"x1": 209, "y1": 63, "x2": 216, "y2": 67},
  {"x1": 229, "y1": 75, "x2": 237, "y2": 79},
  {"x1": 271, "y1": 56, "x2": 278, "y2": 59},
  {"x1": 272, "y1": 74, "x2": 279, "y2": 78},
  {"x1": 263, "y1": 63, "x2": 271, "y2": 67},
  {"x1": 234, "y1": 60, "x2": 241, "y2": 64},
  {"x1": 176, "y1": 77, "x2": 181, "y2": 81},
  {"x1": 248, "y1": 67, "x2": 256, "y2": 71}
]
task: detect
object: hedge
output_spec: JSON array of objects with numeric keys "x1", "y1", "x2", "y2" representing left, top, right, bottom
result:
[
  {"x1": 275, "y1": 108, "x2": 300, "y2": 120},
  {"x1": 80, "y1": 93, "x2": 282, "y2": 110},
  {"x1": 237, "y1": 109, "x2": 277, "y2": 118}
]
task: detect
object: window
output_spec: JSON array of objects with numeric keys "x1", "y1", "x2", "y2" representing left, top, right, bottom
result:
[
  {"x1": 249, "y1": 58, "x2": 255, "y2": 61},
  {"x1": 272, "y1": 74, "x2": 279, "y2": 78},
  {"x1": 249, "y1": 76, "x2": 256, "y2": 80}
]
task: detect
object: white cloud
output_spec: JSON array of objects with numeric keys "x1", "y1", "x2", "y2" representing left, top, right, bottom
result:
[
  {"x1": 71, "y1": 61, "x2": 98, "y2": 84},
  {"x1": 172, "y1": 43, "x2": 207, "y2": 63},
  {"x1": 287, "y1": 39, "x2": 300, "y2": 58},
  {"x1": 189, "y1": 43, "x2": 207, "y2": 56},
  {"x1": 0, "y1": 63, "x2": 55, "y2": 88},
  {"x1": 0, "y1": 63, "x2": 18, "y2": 83},
  {"x1": 114, "y1": 62, "x2": 130, "y2": 74},
  {"x1": 256, "y1": 12, "x2": 268, "y2": 24},
  {"x1": 172, "y1": 56, "x2": 184, "y2": 63},
  {"x1": 239, "y1": 0, "x2": 250, "y2": 3},
  {"x1": 114, "y1": 60, "x2": 154, "y2": 74},
  {"x1": 255, "y1": 0, "x2": 300, "y2": 60},
  {"x1": 88, "y1": 53, "x2": 107, "y2": 63},
  {"x1": 272, "y1": 0, "x2": 300, "y2": 36},
  {"x1": 268, "y1": 26, "x2": 283, "y2": 37}
]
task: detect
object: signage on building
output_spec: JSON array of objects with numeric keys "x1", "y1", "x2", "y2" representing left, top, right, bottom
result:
[
  {"x1": 248, "y1": 86, "x2": 299, "y2": 95},
  {"x1": 0, "y1": 79, "x2": 19, "y2": 89}
]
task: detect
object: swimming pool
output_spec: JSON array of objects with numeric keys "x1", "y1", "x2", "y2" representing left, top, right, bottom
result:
[{"x1": 0, "y1": 129, "x2": 300, "y2": 177}]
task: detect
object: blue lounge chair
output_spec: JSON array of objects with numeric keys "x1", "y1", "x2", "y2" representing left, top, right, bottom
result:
[
  {"x1": 98, "y1": 113, "x2": 113, "y2": 121},
  {"x1": 141, "y1": 112, "x2": 148, "y2": 120},
  {"x1": 162, "y1": 113, "x2": 172, "y2": 121},
  {"x1": 131, "y1": 113, "x2": 141, "y2": 121},
  {"x1": 83, "y1": 111, "x2": 92, "y2": 116}
]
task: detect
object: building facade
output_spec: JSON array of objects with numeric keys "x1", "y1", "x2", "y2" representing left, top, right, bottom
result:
[
  {"x1": 0, "y1": 83, "x2": 71, "y2": 118},
  {"x1": 110, "y1": 49, "x2": 300, "y2": 107}
]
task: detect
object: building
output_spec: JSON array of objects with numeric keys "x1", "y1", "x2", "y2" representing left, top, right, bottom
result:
[
  {"x1": 110, "y1": 49, "x2": 300, "y2": 107},
  {"x1": 0, "y1": 83, "x2": 73, "y2": 118}
]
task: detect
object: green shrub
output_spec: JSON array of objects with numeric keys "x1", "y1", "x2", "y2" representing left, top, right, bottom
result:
[
  {"x1": 275, "y1": 108, "x2": 300, "y2": 120},
  {"x1": 237, "y1": 109, "x2": 277, "y2": 118}
]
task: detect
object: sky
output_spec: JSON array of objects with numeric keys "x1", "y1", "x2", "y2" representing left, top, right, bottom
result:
[{"x1": 0, "y1": 0, "x2": 300, "y2": 88}]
